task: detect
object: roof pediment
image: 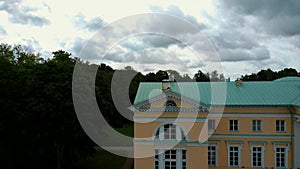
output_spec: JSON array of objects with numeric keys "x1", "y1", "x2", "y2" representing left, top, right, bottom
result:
[{"x1": 132, "y1": 90, "x2": 208, "y2": 112}]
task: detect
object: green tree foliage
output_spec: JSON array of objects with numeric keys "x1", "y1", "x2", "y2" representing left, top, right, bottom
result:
[
  {"x1": 194, "y1": 70, "x2": 210, "y2": 82},
  {"x1": 0, "y1": 45, "x2": 95, "y2": 169},
  {"x1": 241, "y1": 68, "x2": 300, "y2": 81}
]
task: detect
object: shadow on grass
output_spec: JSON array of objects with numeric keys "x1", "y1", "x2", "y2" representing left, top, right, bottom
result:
[{"x1": 73, "y1": 124, "x2": 134, "y2": 169}]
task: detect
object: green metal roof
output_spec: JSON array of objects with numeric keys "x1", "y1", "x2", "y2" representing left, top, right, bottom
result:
[
  {"x1": 134, "y1": 77, "x2": 300, "y2": 106},
  {"x1": 274, "y1": 76, "x2": 300, "y2": 82}
]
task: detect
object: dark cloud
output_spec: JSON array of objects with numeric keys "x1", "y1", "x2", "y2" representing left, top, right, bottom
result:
[
  {"x1": 0, "y1": 0, "x2": 50, "y2": 26},
  {"x1": 219, "y1": 46, "x2": 270, "y2": 62},
  {"x1": 119, "y1": 39, "x2": 145, "y2": 51},
  {"x1": 71, "y1": 37, "x2": 99, "y2": 60},
  {"x1": 290, "y1": 35, "x2": 300, "y2": 48},
  {"x1": 134, "y1": 48, "x2": 183, "y2": 65},
  {"x1": 265, "y1": 15, "x2": 300, "y2": 36},
  {"x1": 104, "y1": 46, "x2": 135, "y2": 63},
  {"x1": 119, "y1": 34, "x2": 184, "y2": 51},
  {"x1": 219, "y1": 0, "x2": 300, "y2": 18},
  {"x1": 142, "y1": 35, "x2": 183, "y2": 48},
  {"x1": 216, "y1": 0, "x2": 300, "y2": 36},
  {"x1": 73, "y1": 13, "x2": 105, "y2": 32},
  {"x1": 144, "y1": 6, "x2": 206, "y2": 39},
  {"x1": 149, "y1": 5, "x2": 206, "y2": 30},
  {"x1": 147, "y1": 5, "x2": 271, "y2": 63},
  {"x1": 212, "y1": 30, "x2": 257, "y2": 50}
]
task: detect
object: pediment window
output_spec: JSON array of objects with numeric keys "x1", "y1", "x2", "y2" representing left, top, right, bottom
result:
[
  {"x1": 164, "y1": 100, "x2": 178, "y2": 107},
  {"x1": 154, "y1": 124, "x2": 187, "y2": 141}
]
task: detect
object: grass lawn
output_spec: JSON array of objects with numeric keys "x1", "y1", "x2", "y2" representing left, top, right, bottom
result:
[
  {"x1": 73, "y1": 150, "x2": 130, "y2": 169},
  {"x1": 115, "y1": 123, "x2": 133, "y2": 137},
  {"x1": 73, "y1": 124, "x2": 134, "y2": 169}
]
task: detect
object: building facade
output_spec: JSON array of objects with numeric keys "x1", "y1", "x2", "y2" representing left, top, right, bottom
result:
[{"x1": 133, "y1": 77, "x2": 300, "y2": 169}]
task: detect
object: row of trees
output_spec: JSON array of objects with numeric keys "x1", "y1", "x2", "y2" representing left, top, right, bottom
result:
[
  {"x1": 0, "y1": 43, "x2": 299, "y2": 169},
  {"x1": 240, "y1": 68, "x2": 300, "y2": 81},
  {"x1": 0, "y1": 45, "x2": 97, "y2": 169}
]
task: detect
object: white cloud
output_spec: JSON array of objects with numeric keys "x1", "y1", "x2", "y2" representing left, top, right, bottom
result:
[{"x1": 0, "y1": 0, "x2": 299, "y2": 80}]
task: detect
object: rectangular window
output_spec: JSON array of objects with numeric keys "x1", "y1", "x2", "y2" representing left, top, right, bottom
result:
[
  {"x1": 155, "y1": 149, "x2": 186, "y2": 169},
  {"x1": 252, "y1": 147, "x2": 263, "y2": 167},
  {"x1": 252, "y1": 120, "x2": 262, "y2": 131},
  {"x1": 164, "y1": 150, "x2": 177, "y2": 169},
  {"x1": 275, "y1": 147, "x2": 287, "y2": 168},
  {"x1": 229, "y1": 120, "x2": 238, "y2": 131},
  {"x1": 155, "y1": 150, "x2": 159, "y2": 169},
  {"x1": 208, "y1": 119, "x2": 215, "y2": 131},
  {"x1": 208, "y1": 145, "x2": 217, "y2": 166},
  {"x1": 276, "y1": 120, "x2": 286, "y2": 132},
  {"x1": 229, "y1": 146, "x2": 239, "y2": 167},
  {"x1": 182, "y1": 150, "x2": 187, "y2": 169}
]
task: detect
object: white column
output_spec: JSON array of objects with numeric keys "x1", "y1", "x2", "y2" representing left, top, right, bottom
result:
[
  {"x1": 176, "y1": 149, "x2": 182, "y2": 169},
  {"x1": 159, "y1": 126, "x2": 164, "y2": 140},
  {"x1": 159, "y1": 149, "x2": 164, "y2": 169},
  {"x1": 176, "y1": 126, "x2": 181, "y2": 141}
]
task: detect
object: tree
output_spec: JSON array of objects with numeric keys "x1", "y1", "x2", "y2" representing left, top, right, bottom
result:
[
  {"x1": 182, "y1": 74, "x2": 193, "y2": 82},
  {"x1": 194, "y1": 70, "x2": 209, "y2": 82},
  {"x1": 144, "y1": 72, "x2": 159, "y2": 82},
  {"x1": 0, "y1": 46, "x2": 96, "y2": 169},
  {"x1": 155, "y1": 70, "x2": 169, "y2": 81},
  {"x1": 277, "y1": 68, "x2": 298, "y2": 78},
  {"x1": 241, "y1": 68, "x2": 300, "y2": 81}
]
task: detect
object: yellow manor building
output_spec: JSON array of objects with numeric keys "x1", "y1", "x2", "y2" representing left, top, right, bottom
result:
[{"x1": 132, "y1": 77, "x2": 300, "y2": 169}]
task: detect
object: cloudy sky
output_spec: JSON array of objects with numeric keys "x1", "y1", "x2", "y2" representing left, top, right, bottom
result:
[{"x1": 1, "y1": 0, "x2": 300, "y2": 79}]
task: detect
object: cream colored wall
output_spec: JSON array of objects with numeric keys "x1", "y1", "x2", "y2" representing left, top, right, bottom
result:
[
  {"x1": 187, "y1": 146, "x2": 208, "y2": 169},
  {"x1": 209, "y1": 137, "x2": 293, "y2": 168},
  {"x1": 134, "y1": 122, "x2": 161, "y2": 140},
  {"x1": 134, "y1": 99, "x2": 295, "y2": 169},
  {"x1": 214, "y1": 117, "x2": 292, "y2": 135},
  {"x1": 210, "y1": 107, "x2": 293, "y2": 168},
  {"x1": 134, "y1": 144, "x2": 154, "y2": 169}
]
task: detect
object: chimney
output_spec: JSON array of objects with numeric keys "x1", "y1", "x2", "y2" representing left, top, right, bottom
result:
[
  {"x1": 235, "y1": 79, "x2": 243, "y2": 86},
  {"x1": 162, "y1": 74, "x2": 174, "y2": 92}
]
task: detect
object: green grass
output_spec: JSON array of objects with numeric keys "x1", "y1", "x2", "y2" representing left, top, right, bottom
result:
[
  {"x1": 73, "y1": 124, "x2": 134, "y2": 169},
  {"x1": 115, "y1": 123, "x2": 133, "y2": 137},
  {"x1": 73, "y1": 150, "x2": 129, "y2": 169}
]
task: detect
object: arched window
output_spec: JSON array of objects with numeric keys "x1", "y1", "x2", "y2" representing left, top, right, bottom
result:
[
  {"x1": 164, "y1": 100, "x2": 177, "y2": 107},
  {"x1": 154, "y1": 124, "x2": 186, "y2": 141}
]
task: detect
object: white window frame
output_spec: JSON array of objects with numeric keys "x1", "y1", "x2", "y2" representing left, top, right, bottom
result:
[
  {"x1": 208, "y1": 145, "x2": 218, "y2": 166},
  {"x1": 251, "y1": 146, "x2": 264, "y2": 168},
  {"x1": 227, "y1": 145, "x2": 241, "y2": 167},
  {"x1": 252, "y1": 120, "x2": 262, "y2": 132},
  {"x1": 154, "y1": 149, "x2": 187, "y2": 169},
  {"x1": 208, "y1": 119, "x2": 215, "y2": 132},
  {"x1": 163, "y1": 124, "x2": 177, "y2": 140},
  {"x1": 154, "y1": 149, "x2": 160, "y2": 169},
  {"x1": 155, "y1": 124, "x2": 185, "y2": 141},
  {"x1": 274, "y1": 146, "x2": 288, "y2": 168},
  {"x1": 276, "y1": 120, "x2": 286, "y2": 132},
  {"x1": 229, "y1": 120, "x2": 239, "y2": 131}
]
